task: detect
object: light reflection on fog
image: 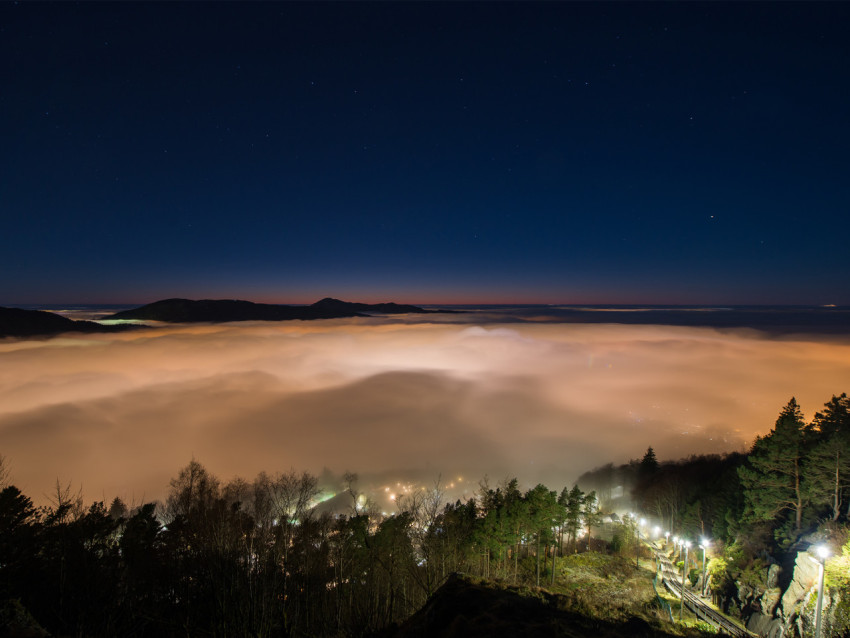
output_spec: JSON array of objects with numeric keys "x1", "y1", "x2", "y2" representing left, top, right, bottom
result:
[{"x1": 1, "y1": 317, "x2": 849, "y2": 503}]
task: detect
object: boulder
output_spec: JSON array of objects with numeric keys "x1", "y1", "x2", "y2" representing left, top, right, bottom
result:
[
  {"x1": 767, "y1": 564, "x2": 781, "y2": 589},
  {"x1": 746, "y1": 611, "x2": 771, "y2": 635},
  {"x1": 747, "y1": 611, "x2": 783, "y2": 638},
  {"x1": 760, "y1": 588, "x2": 782, "y2": 616}
]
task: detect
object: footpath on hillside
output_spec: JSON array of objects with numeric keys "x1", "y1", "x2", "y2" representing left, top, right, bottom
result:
[{"x1": 652, "y1": 541, "x2": 756, "y2": 637}]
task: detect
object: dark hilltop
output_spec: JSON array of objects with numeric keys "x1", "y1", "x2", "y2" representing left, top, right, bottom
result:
[
  {"x1": 106, "y1": 297, "x2": 448, "y2": 323},
  {"x1": 0, "y1": 298, "x2": 451, "y2": 338},
  {"x1": 384, "y1": 573, "x2": 710, "y2": 638},
  {"x1": 0, "y1": 306, "x2": 132, "y2": 339}
]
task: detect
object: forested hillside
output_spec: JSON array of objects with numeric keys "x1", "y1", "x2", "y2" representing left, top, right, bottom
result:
[
  {"x1": 2, "y1": 393, "x2": 850, "y2": 637},
  {"x1": 579, "y1": 394, "x2": 850, "y2": 549},
  {"x1": 0, "y1": 459, "x2": 611, "y2": 637},
  {"x1": 580, "y1": 394, "x2": 850, "y2": 635}
]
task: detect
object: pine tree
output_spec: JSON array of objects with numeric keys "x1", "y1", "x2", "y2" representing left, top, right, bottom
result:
[
  {"x1": 640, "y1": 447, "x2": 659, "y2": 475},
  {"x1": 563, "y1": 485, "x2": 584, "y2": 552},
  {"x1": 524, "y1": 484, "x2": 557, "y2": 587},
  {"x1": 738, "y1": 398, "x2": 809, "y2": 532},
  {"x1": 804, "y1": 394, "x2": 850, "y2": 520},
  {"x1": 582, "y1": 490, "x2": 601, "y2": 550}
]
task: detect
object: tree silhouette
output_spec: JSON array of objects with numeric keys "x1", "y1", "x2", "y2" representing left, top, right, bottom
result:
[
  {"x1": 738, "y1": 398, "x2": 809, "y2": 533},
  {"x1": 640, "y1": 446, "x2": 659, "y2": 475},
  {"x1": 804, "y1": 394, "x2": 850, "y2": 520}
]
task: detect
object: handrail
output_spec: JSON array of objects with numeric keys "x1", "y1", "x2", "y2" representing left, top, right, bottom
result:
[
  {"x1": 655, "y1": 547, "x2": 756, "y2": 637},
  {"x1": 652, "y1": 565, "x2": 675, "y2": 622}
]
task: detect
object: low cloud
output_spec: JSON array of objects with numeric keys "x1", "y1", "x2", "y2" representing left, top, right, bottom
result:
[{"x1": 1, "y1": 318, "x2": 849, "y2": 503}]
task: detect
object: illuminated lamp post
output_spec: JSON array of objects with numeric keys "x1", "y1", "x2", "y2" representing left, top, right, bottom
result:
[
  {"x1": 680, "y1": 540, "x2": 691, "y2": 621},
  {"x1": 813, "y1": 544, "x2": 831, "y2": 638},
  {"x1": 699, "y1": 538, "x2": 710, "y2": 597}
]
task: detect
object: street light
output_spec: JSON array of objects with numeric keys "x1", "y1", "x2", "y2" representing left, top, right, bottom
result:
[
  {"x1": 699, "y1": 539, "x2": 711, "y2": 598},
  {"x1": 680, "y1": 540, "x2": 691, "y2": 621},
  {"x1": 813, "y1": 544, "x2": 831, "y2": 638}
]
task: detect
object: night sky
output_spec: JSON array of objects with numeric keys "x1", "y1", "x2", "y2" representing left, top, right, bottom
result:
[{"x1": 3, "y1": 2, "x2": 849, "y2": 305}]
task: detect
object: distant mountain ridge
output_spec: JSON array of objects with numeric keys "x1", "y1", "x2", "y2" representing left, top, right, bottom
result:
[
  {"x1": 0, "y1": 307, "x2": 129, "y2": 338},
  {"x1": 0, "y1": 298, "x2": 453, "y2": 338},
  {"x1": 311, "y1": 297, "x2": 435, "y2": 315},
  {"x1": 107, "y1": 297, "x2": 443, "y2": 323}
]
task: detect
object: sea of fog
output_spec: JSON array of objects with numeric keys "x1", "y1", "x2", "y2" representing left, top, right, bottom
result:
[{"x1": 2, "y1": 303, "x2": 849, "y2": 508}]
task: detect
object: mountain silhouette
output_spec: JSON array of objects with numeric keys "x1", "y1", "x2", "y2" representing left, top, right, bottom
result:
[
  {"x1": 0, "y1": 307, "x2": 130, "y2": 338},
  {"x1": 106, "y1": 297, "x2": 442, "y2": 323}
]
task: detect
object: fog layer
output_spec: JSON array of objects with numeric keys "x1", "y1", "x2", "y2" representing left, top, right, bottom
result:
[{"x1": 2, "y1": 318, "x2": 849, "y2": 503}]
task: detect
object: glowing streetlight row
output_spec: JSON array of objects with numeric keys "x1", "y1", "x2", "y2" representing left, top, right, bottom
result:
[
  {"x1": 652, "y1": 528, "x2": 834, "y2": 634},
  {"x1": 629, "y1": 516, "x2": 718, "y2": 605},
  {"x1": 665, "y1": 533, "x2": 711, "y2": 617}
]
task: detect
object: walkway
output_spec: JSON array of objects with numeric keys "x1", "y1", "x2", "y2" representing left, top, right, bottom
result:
[{"x1": 653, "y1": 543, "x2": 756, "y2": 637}]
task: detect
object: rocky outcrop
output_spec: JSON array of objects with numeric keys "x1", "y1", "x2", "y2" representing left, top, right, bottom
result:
[
  {"x1": 780, "y1": 550, "x2": 820, "y2": 623},
  {"x1": 743, "y1": 548, "x2": 843, "y2": 638},
  {"x1": 738, "y1": 583, "x2": 782, "y2": 637},
  {"x1": 731, "y1": 550, "x2": 828, "y2": 638}
]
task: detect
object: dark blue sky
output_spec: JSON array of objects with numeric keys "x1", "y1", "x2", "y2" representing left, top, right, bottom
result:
[{"x1": 3, "y1": 2, "x2": 848, "y2": 305}]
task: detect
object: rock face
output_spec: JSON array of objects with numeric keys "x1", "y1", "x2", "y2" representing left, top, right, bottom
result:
[
  {"x1": 780, "y1": 551, "x2": 820, "y2": 622},
  {"x1": 753, "y1": 549, "x2": 848, "y2": 638},
  {"x1": 731, "y1": 551, "x2": 829, "y2": 638},
  {"x1": 738, "y1": 582, "x2": 782, "y2": 637}
]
